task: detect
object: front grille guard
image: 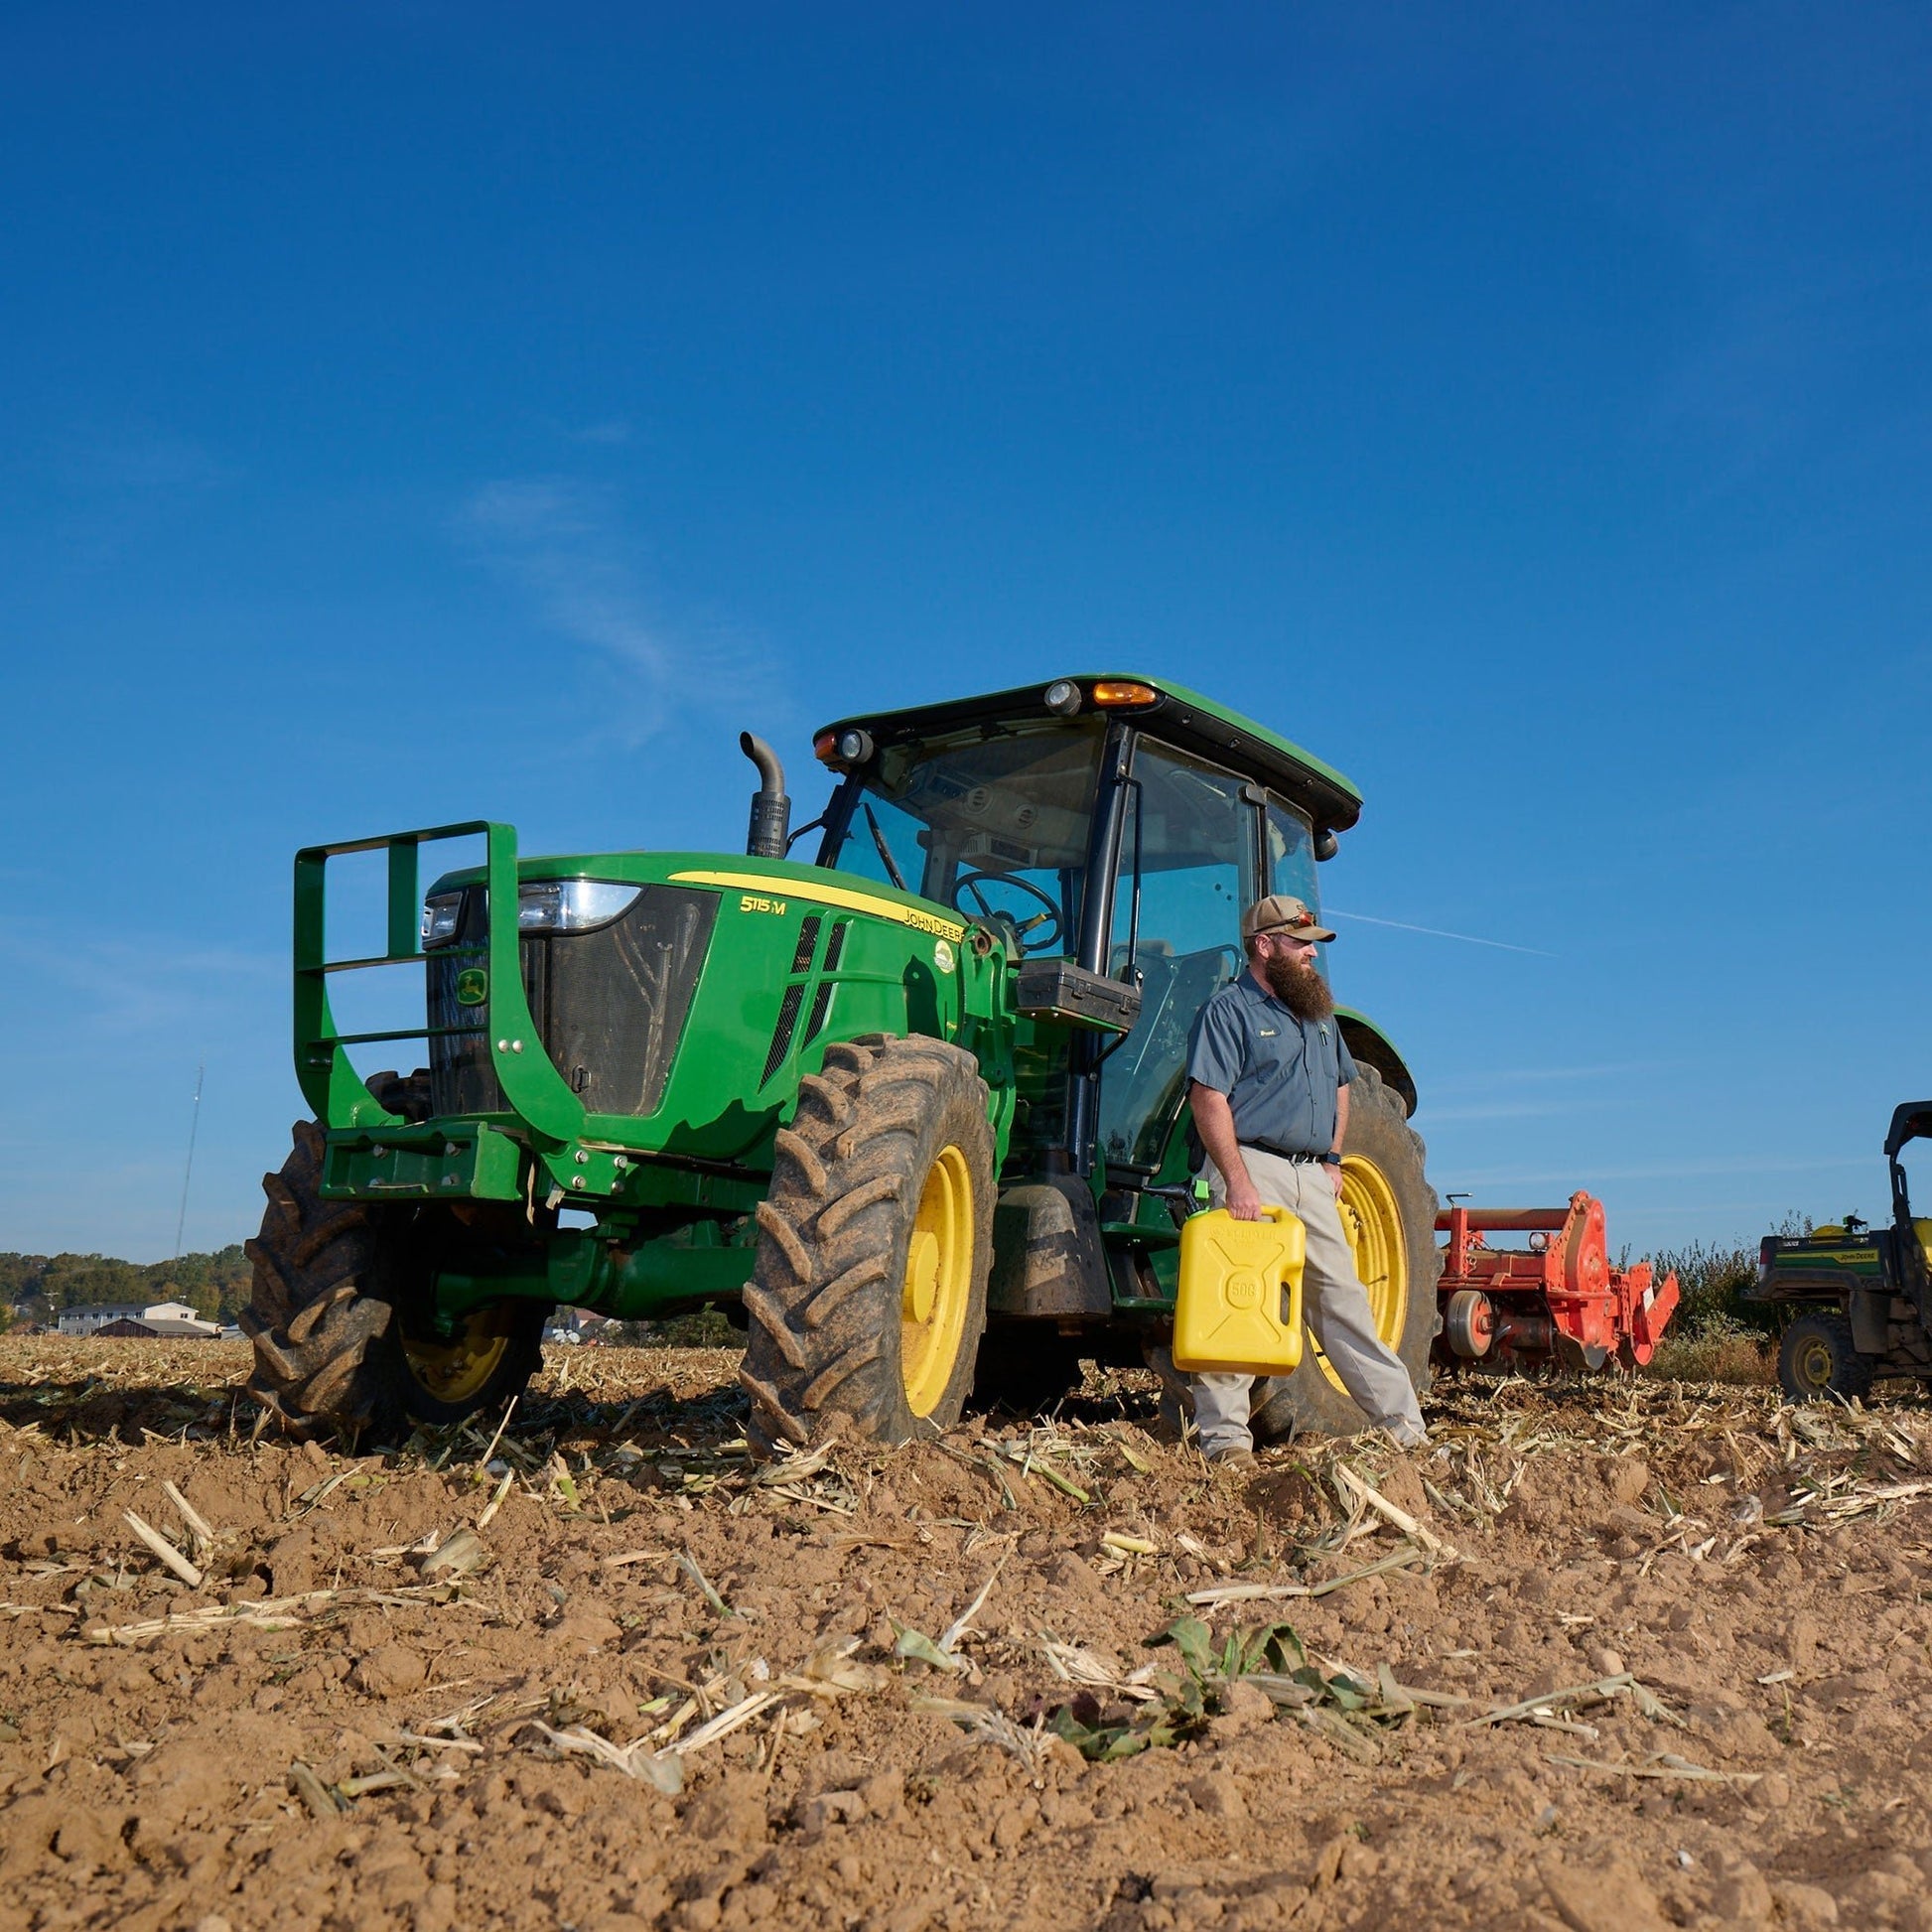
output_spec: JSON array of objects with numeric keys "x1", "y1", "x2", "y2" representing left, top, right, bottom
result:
[{"x1": 293, "y1": 819, "x2": 586, "y2": 1148}]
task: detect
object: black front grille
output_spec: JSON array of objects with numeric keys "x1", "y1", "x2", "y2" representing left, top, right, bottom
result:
[
  {"x1": 428, "y1": 885, "x2": 718, "y2": 1120},
  {"x1": 759, "y1": 915, "x2": 822, "y2": 1087},
  {"x1": 802, "y1": 918, "x2": 848, "y2": 1047},
  {"x1": 545, "y1": 887, "x2": 717, "y2": 1114}
]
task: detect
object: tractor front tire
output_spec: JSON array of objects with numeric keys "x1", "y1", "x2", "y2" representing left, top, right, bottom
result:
[
  {"x1": 1778, "y1": 1310, "x2": 1875, "y2": 1404},
  {"x1": 1247, "y1": 1064, "x2": 1442, "y2": 1444},
  {"x1": 242, "y1": 1121, "x2": 546, "y2": 1440},
  {"x1": 742, "y1": 1035, "x2": 996, "y2": 1454}
]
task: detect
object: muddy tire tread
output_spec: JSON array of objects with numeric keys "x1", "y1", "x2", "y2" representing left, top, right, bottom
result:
[
  {"x1": 244, "y1": 1116, "x2": 546, "y2": 1439},
  {"x1": 741, "y1": 1035, "x2": 995, "y2": 1454},
  {"x1": 241, "y1": 1123, "x2": 391, "y2": 1435}
]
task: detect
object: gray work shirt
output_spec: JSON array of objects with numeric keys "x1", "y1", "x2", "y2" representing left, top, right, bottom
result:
[{"x1": 1185, "y1": 971, "x2": 1358, "y2": 1157}]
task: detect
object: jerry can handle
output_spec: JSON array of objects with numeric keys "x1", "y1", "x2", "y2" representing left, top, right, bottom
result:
[{"x1": 1278, "y1": 1213, "x2": 1306, "y2": 1354}]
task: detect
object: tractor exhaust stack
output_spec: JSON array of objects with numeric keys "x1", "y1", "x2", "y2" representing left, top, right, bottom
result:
[{"x1": 741, "y1": 732, "x2": 791, "y2": 859}]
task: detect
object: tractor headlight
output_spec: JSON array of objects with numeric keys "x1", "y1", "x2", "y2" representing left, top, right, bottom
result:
[
  {"x1": 517, "y1": 879, "x2": 642, "y2": 934},
  {"x1": 421, "y1": 892, "x2": 464, "y2": 949}
]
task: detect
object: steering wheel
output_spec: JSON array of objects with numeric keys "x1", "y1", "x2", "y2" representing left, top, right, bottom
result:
[{"x1": 953, "y1": 871, "x2": 1065, "y2": 954}]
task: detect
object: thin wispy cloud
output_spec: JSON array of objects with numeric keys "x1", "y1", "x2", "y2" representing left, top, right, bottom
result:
[
  {"x1": 1459, "y1": 1062, "x2": 1669, "y2": 1086},
  {"x1": 1429, "y1": 1060, "x2": 1674, "y2": 1098},
  {"x1": 1424, "y1": 1099, "x2": 1593, "y2": 1124},
  {"x1": 0, "y1": 924, "x2": 278, "y2": 1036},
  {"x1": 458, "y1": 479, "x2": 779, "y2": 746},
  {"x1": 1443, "y1": 1153, "x2": 1870, "y2": 1190},
  {"x1": 1421, "y1": 1057, "x2": 1673, "y2": 1119},
  {"x1": 57, "y1": 430, "x2": 233, "y2": 494},
  {"x1": 464, "y1": 477, "x2": 671, "y2": 679},
  {"x1": 1325, "y1": 907, "x2": 1557, "y2": 957}
]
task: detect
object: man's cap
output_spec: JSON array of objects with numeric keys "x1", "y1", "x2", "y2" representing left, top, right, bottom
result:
[{"x1": 1241, "y1": 895, "x2": 1336, "y2": 944}]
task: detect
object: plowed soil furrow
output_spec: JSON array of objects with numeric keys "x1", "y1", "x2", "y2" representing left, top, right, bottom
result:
[{"x1": 0, "y1": 1337, "x2": 1926, "y2": 1931}]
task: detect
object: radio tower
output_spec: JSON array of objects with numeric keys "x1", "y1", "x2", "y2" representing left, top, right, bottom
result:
[{"x1": 173, "y1": 1063, "x2": 205, "y2": 1261}]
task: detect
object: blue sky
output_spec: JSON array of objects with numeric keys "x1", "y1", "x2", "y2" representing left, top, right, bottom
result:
[{"x1": 2, "y1": 4, "x2": 1928, "y2": 1262}]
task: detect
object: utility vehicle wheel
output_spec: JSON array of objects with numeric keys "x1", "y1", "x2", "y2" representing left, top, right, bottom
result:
[
  {"x1": 1247, "y1": 1065, "x2": 1442, "y2": 1444},
  {"x1": 742, "y1": 1035, "x2": 996, "y2": 1453},
  {"x1": 1777, "y1": 1311, "x2": 1874, "y2": 1404},
  {"x1": 241, "y1": 1120, "x2": 547, "y2": 1439},
  {"x1": 970, "y1": 1330, "x2": 1086, "y2": 1417}
]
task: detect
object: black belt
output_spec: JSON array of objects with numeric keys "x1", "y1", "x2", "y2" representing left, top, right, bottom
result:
[{"x1": 1239, "y1": 1142, "x2": 1328, "y2": 1164}]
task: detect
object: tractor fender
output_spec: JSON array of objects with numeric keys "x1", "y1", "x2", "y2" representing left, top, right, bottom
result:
[
  {"x1": 1335, "y1": 1010, "x2": 1419, "y2": 1119},
  {"x1": 987, "y1": 1173, "x2": 1111, "y2": 1318},
  {"x1": 1851, "y1": 1287, "x2": 1890, "y2": 1354}
]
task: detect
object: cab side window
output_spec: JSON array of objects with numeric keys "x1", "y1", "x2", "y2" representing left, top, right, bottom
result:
[
  {"x1": 1099, "y1": 744, "x2": 1261, "y2": 1172},
  {"x1": 1266, "y1": 796, "x2": 1317, "y2": 908}
]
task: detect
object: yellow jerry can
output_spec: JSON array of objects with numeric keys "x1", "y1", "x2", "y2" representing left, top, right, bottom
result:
[{"x1": 1172, "y1": 1206, "x2": 1308, "y2": 1376}]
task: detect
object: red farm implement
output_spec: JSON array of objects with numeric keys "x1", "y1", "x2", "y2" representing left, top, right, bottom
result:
[{"x1": 1433, "y1": 1191, "x2": 1680, "y2": 1373}]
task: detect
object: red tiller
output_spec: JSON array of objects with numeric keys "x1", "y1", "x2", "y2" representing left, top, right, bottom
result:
[{"x1": 1433, "y1": 1190, "x2": 1679, "y2": 1372}]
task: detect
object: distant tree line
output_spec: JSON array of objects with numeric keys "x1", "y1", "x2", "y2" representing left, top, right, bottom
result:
[
  {"x1": 0, "y1": 1250, "x2": 736, "y2": 1342},
  {"x1": 0, "y1": 1247, "x2": 252, "y2": 1327}
]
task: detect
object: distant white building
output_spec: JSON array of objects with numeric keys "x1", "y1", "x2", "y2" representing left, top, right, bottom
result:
[{"x1": 58, "y1": 1301, "x2": 216, "y2": 1337}]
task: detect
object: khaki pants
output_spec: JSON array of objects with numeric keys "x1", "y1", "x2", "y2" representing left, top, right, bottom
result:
[{"x1": 1189, "y1": 1147, "x2": 1426, "y2": 1452}]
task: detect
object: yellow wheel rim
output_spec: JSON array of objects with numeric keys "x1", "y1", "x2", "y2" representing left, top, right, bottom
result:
[
  {"x1": 1311, "y1": 1157, "x2": 1410, "y2": 1393},
  {"x1": 900, "y1": 1144, "x2": 974, "y2": 1417},
  {"x1": 402, "y1": 1303, "x2": 518, "y2": 1407},
  {"x1": 1794, "y1": 1335, "x2": 1834, "y2": 1394}
]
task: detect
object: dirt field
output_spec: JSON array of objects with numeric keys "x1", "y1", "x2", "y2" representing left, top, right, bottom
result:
[{"x1": 2, "y1": 1336, "x2": 1930, "y2": 1932}]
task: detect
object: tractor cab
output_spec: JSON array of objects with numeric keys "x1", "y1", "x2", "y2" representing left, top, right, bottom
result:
[{"x1": 807, "y1": 675, "x2": 1412, "y2": 1189}]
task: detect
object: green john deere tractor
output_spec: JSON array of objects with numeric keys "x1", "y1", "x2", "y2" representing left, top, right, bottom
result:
[
  {"x1": 1747, "y1": 1101, "x2": 1932, "y2": 1402},
  {"x1": 243, "y1": 675, "x2": 1440, "y2": 1449}
]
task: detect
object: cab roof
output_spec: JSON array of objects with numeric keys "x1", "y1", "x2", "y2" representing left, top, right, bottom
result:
[
  {"x1": 816, "y1": 674, "x2": 1364, "y2": 834},
  {"x1": 1886, "y1": 1102, "x2": 1932, "y2": 1159}
]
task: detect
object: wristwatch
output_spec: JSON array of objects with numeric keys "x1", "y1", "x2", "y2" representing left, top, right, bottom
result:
[{"x1": 1320, "y1": 1152, "x2": 1343, "y2": 1167}]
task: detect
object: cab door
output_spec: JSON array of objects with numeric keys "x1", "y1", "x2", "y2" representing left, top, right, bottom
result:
[{"x1": 1096, "y1": 741, "x2": 1263, "y2": 1175}]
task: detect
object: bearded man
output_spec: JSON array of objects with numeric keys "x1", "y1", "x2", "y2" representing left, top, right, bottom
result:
[{"x1": 1180, "y1": 895, "x2": 1428, "y2": 1466}]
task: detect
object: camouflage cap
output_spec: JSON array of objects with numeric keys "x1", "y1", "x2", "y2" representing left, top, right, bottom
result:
[{"x1": 1240, "y1": 894, "x2": 1335, "y2": 944}]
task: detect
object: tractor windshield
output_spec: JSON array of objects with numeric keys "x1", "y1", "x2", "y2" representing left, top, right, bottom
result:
[{"x1": 818, "y1": 721, "x2": 1107, "y2": 950}]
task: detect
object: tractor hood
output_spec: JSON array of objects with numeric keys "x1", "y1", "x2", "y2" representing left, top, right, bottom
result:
[{"x1": 407, "y1": 846, "x2": 1001, "y2": 1173}]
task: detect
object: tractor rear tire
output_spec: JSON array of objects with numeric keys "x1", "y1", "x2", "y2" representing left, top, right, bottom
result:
[
  {"x1": 1247, "y1": 1064, "x2": 1442, "y2": 1444},
  {"x1": 241, "y1": 1120, "x2": 546, "y2": 1440},
  {"x1": 741, "y1": 1035, "x2": 996, "y2": 1454},
  {"x1": 1777, "y1": 1310, "x2": 1875, "y2": 1404}
]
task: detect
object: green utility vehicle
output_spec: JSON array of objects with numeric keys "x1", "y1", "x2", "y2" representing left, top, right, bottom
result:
[
  {"x1": 1747, "y1": 1102, "x2": 1932, "y2": 1402},
  {"x1": 245, "y1": 675, "x2": 1439, "y2": 1449}
]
